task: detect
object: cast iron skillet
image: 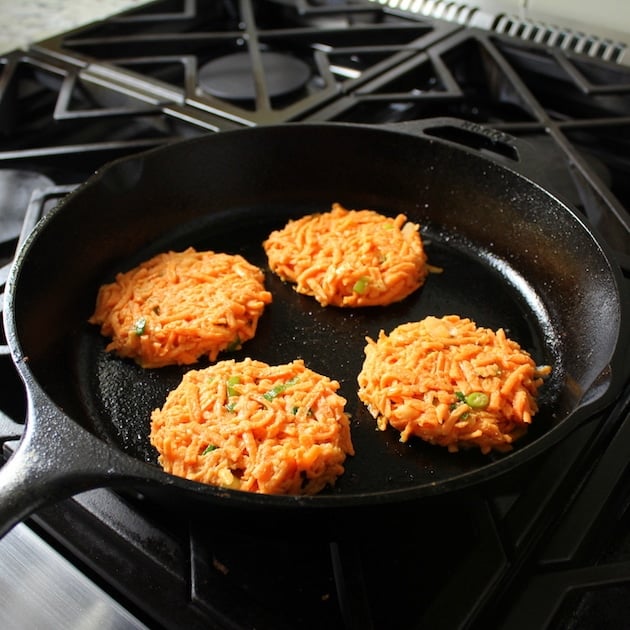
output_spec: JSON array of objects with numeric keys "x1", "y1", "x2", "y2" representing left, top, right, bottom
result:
[{"x1": 1, "y1": 118, "x2": 628, "y2": 539}]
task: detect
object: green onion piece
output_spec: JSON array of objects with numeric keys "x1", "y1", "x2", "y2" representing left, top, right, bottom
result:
[
  {"x1": 202, "y1": 444, "x2": 217, "y2": 455},
  {"x1": 455, "y1": 391, "x2": 466, "y2": 403},
  {"x1": 352, "y1": 276, "x2": 369, "y2": 294},
  {"x1": 133, "y1": 317, "x2": 147, "y2": 336},
  {"x1": 227, "y1": 375, "x2": 241, "y2": 397},
  {"x1": 464, "y1": 392, "x2": 489, "y2": 409},
  {"x1": 263, "y1": 376, "x2": 299, "y2": 401},
  {"x1": 226, "y1": 402, "x2": 237, "y2": 412},
  {"x1": 226, "y1": 335, "x2": 241, "y2": 352}
]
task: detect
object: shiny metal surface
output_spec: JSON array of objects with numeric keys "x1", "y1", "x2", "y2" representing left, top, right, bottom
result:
[
  {"x1": 0, "y1": 523, "x2": 148, "y2": 630},
  {"x1": 370, "y1": 0, "x2": 630, "y2": 64}
]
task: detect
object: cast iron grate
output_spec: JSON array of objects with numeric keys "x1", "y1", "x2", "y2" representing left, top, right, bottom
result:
[
  {"x1": 27, "y1": 0, "x2": 461, "y2": 126},
  {"x1": 303, "y1": 28, "x2": 630, "y2": 259},
  {"x1": 0, "y1": 51, "x2": 230, "y2": 179}
]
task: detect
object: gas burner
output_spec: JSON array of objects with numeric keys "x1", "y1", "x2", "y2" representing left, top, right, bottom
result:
[
  {"x1": 0, "y1": 170, "x2": 54, "y2": 243},
  {"x1": 198, "y1": 51, "x2": 312, "y2": 102}
]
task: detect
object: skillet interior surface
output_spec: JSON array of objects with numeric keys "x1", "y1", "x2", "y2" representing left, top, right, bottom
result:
[{"x1": 9, "y1": 122, "x2": 624, "y2": 500}]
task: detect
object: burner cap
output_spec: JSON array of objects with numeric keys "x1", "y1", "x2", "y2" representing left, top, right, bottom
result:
[{"x1": 198, "y1": 51, "x2": 311, "y2": 101}]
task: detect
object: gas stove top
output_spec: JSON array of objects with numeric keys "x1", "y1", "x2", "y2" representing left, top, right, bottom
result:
[{"x1": 1, "y1": 1, "x2": 629, "y2": 629}]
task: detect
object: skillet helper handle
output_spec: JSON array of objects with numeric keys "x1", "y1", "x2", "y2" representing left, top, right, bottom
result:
[
  {"x1": 385, "y1": 117, "x2": 543, "y2": 174},
  {"x1": 0, "y1": 391, "x2": 158, "y2": 539}
]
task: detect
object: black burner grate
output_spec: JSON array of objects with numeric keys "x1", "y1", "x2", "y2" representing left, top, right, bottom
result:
[{"x1": 27, "y1": 0, "x2": 460, "y2": 125}]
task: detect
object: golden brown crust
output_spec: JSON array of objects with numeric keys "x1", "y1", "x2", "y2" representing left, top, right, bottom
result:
[
  {"x1": 263, "y1": 203, "x2": 428, "y2": 307},
  {"x1": 150, "y1": 358, "x2": 354, "y2": 494},
  {"x1": 89, "y1": 247, "x2": 272, "y2": 368},
  {"x1": 357, "y1": 315, "x2": 551, "y2": 454}
]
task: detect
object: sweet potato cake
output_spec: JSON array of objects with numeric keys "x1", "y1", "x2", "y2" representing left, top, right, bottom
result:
[
  {"x1": 263, "y1": 202, "x2": 428, "y2": 307},
  {"x1": 150, "y1": 358, "x2": 354, "y2": 495},
  {"x1": 357, "y1": 315, "x2": 551, "y2": 454},
  {"x1": 89, "y1": 247, "x2": 272, "y2": 368}
]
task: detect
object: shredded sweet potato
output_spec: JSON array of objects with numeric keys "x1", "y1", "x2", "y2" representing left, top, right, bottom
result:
[
  {"x1": 357, "y1": 315, "x2": 551, "y2": 453},
  {"x1": 89, "y1": 247, "x2": 272, "y2": 368},
  {"x1": 263, "y1": 202, "x2": 428, "y2": 307},
  {"x1": 150, "y1": 358, "x2": 354, "y2": 494}
]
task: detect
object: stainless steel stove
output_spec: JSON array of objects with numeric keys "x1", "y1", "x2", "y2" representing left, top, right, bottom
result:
[{"x1": 1, "y1": 1, "x2": 629, "y2": 628}]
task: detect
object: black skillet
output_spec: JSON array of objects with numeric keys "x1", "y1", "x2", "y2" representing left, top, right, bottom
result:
[{"x1": 1, "y1": 118, "x2": 628, "y2": 539}]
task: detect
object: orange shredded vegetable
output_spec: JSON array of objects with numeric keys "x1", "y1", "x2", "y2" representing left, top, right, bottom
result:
[
  {"x1": 89, "y1": 247, "x2": 272, "y2": 368},
  {"x1": 150, "y1": 358, "x2": 354, "y2": 494},
  {"x1": 357, "y1": 315, "x2": 551, "y2": 454},
  {"x1": 263, "y1": 202, "x2": 428, "y2": 307}
]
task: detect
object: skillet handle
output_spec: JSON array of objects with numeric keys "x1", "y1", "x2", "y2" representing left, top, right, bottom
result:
[
  {"x1": 385, "y1": 117, "x2": 523, "y2": 163},
  {"x1": 384, "y1": 117, "x2": 561, "y2": 187},
  {"x1": 0, "y1": 389, "x2": 162, "y2": 540}
]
